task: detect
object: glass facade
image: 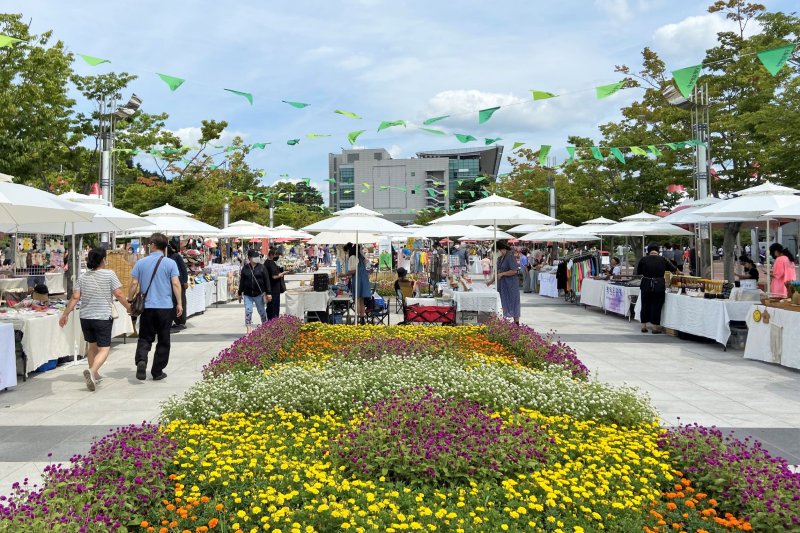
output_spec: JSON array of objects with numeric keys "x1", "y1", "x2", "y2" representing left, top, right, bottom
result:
[
  {"x1": 339, "y1": 166, "x2": 355, "y2": 208},
  {"x1": 448, "y1": 158, "x2": 480, "y2": 208}
]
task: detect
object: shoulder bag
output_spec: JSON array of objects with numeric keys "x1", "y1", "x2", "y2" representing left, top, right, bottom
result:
[{"x1": 130, "y1": 257, "x2": 163, "y2": 318}]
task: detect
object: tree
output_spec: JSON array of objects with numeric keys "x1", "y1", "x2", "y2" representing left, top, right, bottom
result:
[{"x1": 267, "y1": 180, "x2": 324, "y2": 208}]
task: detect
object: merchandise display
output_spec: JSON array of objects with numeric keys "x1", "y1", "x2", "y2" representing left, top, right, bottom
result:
[{"x1": 744, "y1": 303, "x2": 800, "y2": 369}]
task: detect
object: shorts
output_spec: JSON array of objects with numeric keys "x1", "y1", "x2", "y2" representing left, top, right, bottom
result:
[
  {"x1": 483, "y1": 269, "x2": 490, "y2": 276},
  {"x1": 80, "y1": 318, "x2": 113, "y2": 348}
]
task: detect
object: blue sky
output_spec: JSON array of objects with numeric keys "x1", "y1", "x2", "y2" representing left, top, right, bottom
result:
[{"x1": 5, "y1": 0, "x2": 795, "y2": 201}]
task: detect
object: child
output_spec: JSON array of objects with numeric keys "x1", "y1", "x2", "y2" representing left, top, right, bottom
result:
[{"x1": 481, "y1": 254, "x2": 491, "y2": 281}]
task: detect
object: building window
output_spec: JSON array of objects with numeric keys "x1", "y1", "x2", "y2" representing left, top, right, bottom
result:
[
  {"x1": 374, "y1": 153, "x2": 382, "y2": 160},
  {"x1": 347, "y1": 154, "x2": 360, "y2": 163},
  {"x1": 411, "y1": 171, "x2": 415, "y2": 176}
]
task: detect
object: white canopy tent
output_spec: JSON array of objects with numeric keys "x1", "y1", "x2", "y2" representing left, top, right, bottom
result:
[
  {"x1": 140, "y1": 203, "x2": 193, "y2": 217},
  {"x1": 217, "y1": 220, "x2": 276, "y2": 240},
  {"x1": 307, "y1": 232, "x2": 381, "y2": 245},
  {"x1": 458, "y1": 227, "x2": 514, "y2": 241}
]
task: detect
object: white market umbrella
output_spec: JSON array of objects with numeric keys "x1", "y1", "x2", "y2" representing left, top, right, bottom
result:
[
  {"x1": 583, "y1": 216, "x2": 617, "y2": 225},
  {"x1": 764, "y1": 203, "x2": 800, "y2": 218},
  {"x1": 596, "y1": 220, "x2": 693, "y2": 236},
  {"x1": 0, "y1": 180, "x2": 95, "y2": 227},
  {"x1": 621, "y1": 211, "x2": 662, "y2": 222},
  {"x1": 459, "y1": 227, "x2": 514, "y2": 241},
  {"x1": 307, "y1": 232, "x2": 380, "y2": 245},
  {"x1": 217, "y1": 220, "x2": 276, "y2": 239},
  {"x1": 140, "y1": 203, "x2": 193, "y2": 217},
  {"x1": 121, "y1": 214, "x2": 220, "y2": 237},
  {"x1": 303, "y1": 205, "x2": 410, "y2": 308},
  {"x1": 507, "y1": 224, "x2": 550, "y2": 234},
  {"x1": 411, "y1": 224, "x2": 482, "y2": 239}
]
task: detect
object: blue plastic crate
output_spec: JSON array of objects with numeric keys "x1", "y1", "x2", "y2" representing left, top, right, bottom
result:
[{"x1": 35, "y1": 359, "x2": 58, "y2": 372}]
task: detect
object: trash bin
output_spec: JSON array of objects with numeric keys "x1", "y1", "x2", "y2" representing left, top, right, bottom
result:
[{"x1": 728, "y1": 321, "x2": 748, "y2": 350}]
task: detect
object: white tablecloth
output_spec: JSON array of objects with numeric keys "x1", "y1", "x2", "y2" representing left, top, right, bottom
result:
[
  {"x1": 744, "y1": 305, "x2": 800, "y2": 370},
  {"x1": 538, "y1": 272, "x2": 559, "y2": 298},
  {"x1": 580, "y1": 278, "x2": 606, "y2": 309},
  {"x1": 203, "y1": 282, "x2": 215, "y2": 307},
  {"x1": 45, "y1": 272, "x2": 66, "y2": 294},
  {"x1": 0, "y1": 323, "x2": 15, "y2": 389},
  {"x1": 405, "y1": 298, "x2": 438, "y2": 307},
  {"x1": 215, "y1": 277, "x2": 229, "y2": 302},
  {"x1": 0, "y1": 278, "x2": 28, "y2": 292},
  {"x1": 185, "y1": 285, "x2": 207, "y2": 317},
  {"x1": 452, "y1": 290, "x2": 501, "y2": 314},
  {"x1": 604, "y1": 284, "x2": 640, "y2": 317},
  {"x1": 634, "y1": 293, "x2": 754, "y2": 346},
  {"x1": 285, "y1": 291, "x2": 329, "y2": 319}
]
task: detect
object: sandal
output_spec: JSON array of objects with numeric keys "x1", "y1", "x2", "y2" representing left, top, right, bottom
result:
[
  {"x1": 640, "y1": 326, "x2": 648, "y2": 333},
  {"x1": 652, "y1": 328, "x2": 663, "y2": 334}
]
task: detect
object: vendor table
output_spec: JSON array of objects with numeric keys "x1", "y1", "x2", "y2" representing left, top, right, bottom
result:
[
  {"x1": 634, "y1": 293, "x2": 754, "y2": 347},
  {"x1": 744, "y1": 305, "x2": 800, "y2": 370},
  {"x1": 45, "y1": 272, "x2": 66, "y2": 294},
  {"x1": 0, "y1": 323, "x2": 15, "y2": 389},
  {"x1": 185, "y1": 285, "x2": 207, "y2": 317},
  {"x1": 0, "y1": 278, "x2": 29, "y2": 293},
  {"x1": 215, "y1": 277, "x2": 229, "y2": 303},
  {"x1": 451, "y1": 289, "x2": 501, "y2": 315},
  {"x1": 285, "y1": 291, "x2": 329, "y2": 320},
  {"x1": 604, "y1": 284, "x2": 639, "y2": 318},
  {"x1": 579, "y1": 278, "x2": 606, "y2": 309},
  {"x1": 538, "y1": 272, "x2": 559, "y2": 298},
  {"x1": 203, "y1": 282, "x2": 215, "y2": 307}
]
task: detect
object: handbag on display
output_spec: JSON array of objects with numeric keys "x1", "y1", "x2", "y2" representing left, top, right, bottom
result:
[{"x1": 130, "y1": 257, "x2": 163, "y2": 318}]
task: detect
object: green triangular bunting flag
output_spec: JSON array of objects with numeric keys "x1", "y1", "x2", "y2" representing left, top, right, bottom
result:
[
  {"x1": 671, "y1": 64, "x2": 702, "y2": 98},
  {"x1": 251, "y1": 143, "x2": 269, "y2": 149},
  {"x1": 287, "y1": 139, "x2": 300, "y2": 145},
  {"x1": 565, "y1": 146, "x2": 576, "y2": 163},
  {"x1": 512, "y1": 142, "x2": 525, "y2": 151},
  {"x1": 79, "y1": 54, "x2": 110, "y2": 66},
  {"x1": 454, "y1": 133, "x2": 476, "y2": 143},
  {"x1": 630, "y1": 146, "x2": 648, "y2": 156},
  {"x1": 423, "y1": 115, "x2": 449, "y2": 125},
  {"x1": 347, "y1": 130, "x2": 365, "y2": 145},
  {"x1": 377, "y1": 120, "x2": 406, "y2": 132},
  {"x1": 647, "y1": 145, "x2": 662, "y2": 156},
  {"x1": 478, "y1": 106, "x2": 501, "y2": 124},
  {"x1": 282, "y1": 100, "x2": 310, "y2": 108},
  {"x1": 591, "y1": 147, "x2": 604, "y2": 160},
  {"x1": 538, "y1": 145, "x2": 551, "y2": 166},
  {"x1": 420, "y1": 128, "x2": 446, "y2": 135},
  {"x1": 224, "y1": 89, "x2": 254, "y2": 105},
  {"x1": 306, "y1": 133, "x2": 331, "y2": 139},
  {"x1": 757, "y1": 44, "x2": 796, "y2": 76},
  {"x1": 157, "y1": 73, "x2": 185, "y2": 92},
  {"x1": 0, "y1": 34, "x2": 23, "y2": 48},
  {"x1": 610, "y1": 147, "x2": 626, "y2": 164},
  {"x1": 484, "y1": 137, "x2": 502, "y2": 145},
  {"x1": 530, "y1": 90, "x2": 557, "y2": 100},
  {"x1": 595, "y1": 81, "x2": 625, "y2": 99},
  {"x1": 335, "y1": 109, "x2": 362, "y2": 119}
]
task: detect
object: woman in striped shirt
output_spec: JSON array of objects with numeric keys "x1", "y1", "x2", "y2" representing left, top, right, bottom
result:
[{"x1": 60, "y1": 248, "x2": 131, "y2": 391}]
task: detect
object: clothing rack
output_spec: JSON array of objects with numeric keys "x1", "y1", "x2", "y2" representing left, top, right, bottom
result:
[{"x1": 557, "y1": 251, "x2": 601, "y2": 303}]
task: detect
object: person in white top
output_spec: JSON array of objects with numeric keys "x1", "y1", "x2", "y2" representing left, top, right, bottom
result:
[
  {"x1": 60, "y1": 248, "x2": 132, "y2": 391},
  {"x1": 611, "y1": 257, "x2": 622, "y2": 276}
]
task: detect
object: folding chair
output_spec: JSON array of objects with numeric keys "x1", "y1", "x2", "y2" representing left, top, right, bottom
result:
[
  {"x1": 394, "y1": 279, "x2": 415, "y2": 313},
  {"x1": 365, "y1": 296, "x2": 390, "y2": 325}
]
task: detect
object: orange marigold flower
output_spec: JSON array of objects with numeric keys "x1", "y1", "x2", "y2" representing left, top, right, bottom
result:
[
  {"x1": 215, "y1": 503, "x2": 224, "y2": 511},
  {"x1": 209, "y1": 518, "x2": 219, "y2": 528},
  {"x1": 666, "y1": 502, "x2": 677, "y2": 511},
  {"x1": 685, "y1": 500, "x2": 695, "y2": 508},
  {"x1": 141, "y1": 522, "x2": 150, "y2": 528},
  {"x1": 200, "y1": 496, "x2": 210, "y2": 503},
  {"x1": 696, "y1": 492, "x2": 707, "y2": 500},
  {"x1": 159, "y1": 528, "x2": 168, "y2": 533},
  {"x1": 681, "y1": 478, "x2": 691, "y2": 486},
  {"x1": 166, "y1": 504, "x2": 176, "y2": 511},
  {"x1": 708, "y1": 499, "x2": 717, "y2": 506}
]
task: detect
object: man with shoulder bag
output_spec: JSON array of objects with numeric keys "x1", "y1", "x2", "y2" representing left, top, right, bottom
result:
[{"x1": 128, "y1": 233, "x2": 182, "y2": 381}]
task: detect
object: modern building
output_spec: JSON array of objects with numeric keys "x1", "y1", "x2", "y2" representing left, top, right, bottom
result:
[{"x1": 327, "y1": 145, "x2": 503, "y2": 223}]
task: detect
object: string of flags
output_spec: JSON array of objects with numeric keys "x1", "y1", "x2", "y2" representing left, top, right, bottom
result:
[{"x1": 1, "y1": 32, "x2": 796, "y2": 148}]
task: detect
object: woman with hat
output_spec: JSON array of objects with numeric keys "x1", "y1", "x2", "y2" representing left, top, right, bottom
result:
[
  {"x1": 636, "y1": 242, "x2": 678, "y2": 334},
  {"x1": 487, "y1": 241, "x2": 521, "y2": 324},
  {"x1": 238, "y1": 249, "x2": 272, "y2": 334}
]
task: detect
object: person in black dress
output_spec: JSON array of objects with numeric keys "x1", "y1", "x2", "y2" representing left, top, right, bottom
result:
[
  {"x1": 636, "y1": 243, "x2": 677, "y2": 334},
  {"x1": 265, "y1": 248, "x2": 286, "y2": 320}
]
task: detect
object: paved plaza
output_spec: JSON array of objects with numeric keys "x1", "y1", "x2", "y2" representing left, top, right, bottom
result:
[{"x1": 2, "y1": 293, "x2": 799, "y2": 496}]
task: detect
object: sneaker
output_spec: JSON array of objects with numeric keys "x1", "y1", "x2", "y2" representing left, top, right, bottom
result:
[
  {"x1": 136, "y1": 361, "x2": 147, "y2": 381},
  {"x1": 152, "y1": 372, "x2": 168, "y2": 381},
  {"x1": 83, "y1": 369, "x2": 96, "y2": 392}
]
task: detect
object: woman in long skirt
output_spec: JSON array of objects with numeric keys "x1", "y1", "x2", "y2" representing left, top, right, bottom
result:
[{"x1": 487, "y1": 241, "x2": 521, "y2": 323}]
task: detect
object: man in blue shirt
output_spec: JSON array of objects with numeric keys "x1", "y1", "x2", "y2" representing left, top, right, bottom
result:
[
  {"x1": 519, "y1": 249, "x2": 532, "y2": 293},
  {"x1": 129, "y1": 233, "x2": 182, "y2": 381}
]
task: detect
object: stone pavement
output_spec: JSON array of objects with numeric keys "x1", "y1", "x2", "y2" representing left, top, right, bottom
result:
[{"x1": 2, "y1": 292, "x2": 800, "y2": 497}]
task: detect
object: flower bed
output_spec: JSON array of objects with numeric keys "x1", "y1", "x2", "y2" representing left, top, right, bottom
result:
[{"x1": 2, "y1": 318, "x2": 798, "y2": 532}]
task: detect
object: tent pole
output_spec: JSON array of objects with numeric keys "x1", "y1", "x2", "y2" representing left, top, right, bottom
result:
[{"x1": 766, "y1": 219, "x2": 771, "y2": 294}]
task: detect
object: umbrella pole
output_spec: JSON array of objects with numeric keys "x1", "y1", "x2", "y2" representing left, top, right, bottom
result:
[
  {"x1": 766, "y1": 219, "x2": 771, "y2": 294},
  {"x1": 355, "y1": 230, "x2": 359, "y2": 323},
  {"x1": 493, "y1": 223, "x2": 499, "y2": 294},
  {"x1": 69, "y1": 225, "x2": 81, "y2": 367}
]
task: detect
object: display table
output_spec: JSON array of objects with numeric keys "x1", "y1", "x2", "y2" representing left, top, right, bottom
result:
[
  {"x1": 203, "y1": 282, "x2": 215, "y2": 307},
  {"x1": 0, "y1": 278, "x2": 29, "y2": 293},
  {"x1": 215, "y1": 277, "x2": 229, "y2": 303},
  {"x1": 580, "y1": 278, "x2": 606, "y2": 309},
  {"x1": 538, "y1": 272, "x2": 559, "y2": 298},
  {"x1": 452, "y1": 289, "x2": 501, "y2": 315},
  {"x1": 0, "y1": 323, "x2": 15, "y2": 389},
  {"x1": 634, "y1": 293, "x2": 754, "y2": 347},
  {"x1": 604, "y1": 284, "x2": 639, "y2": 318},
  {"x1": 45, "y1": 272, "x2": 66, "y2": 294},
  {"x1": 744, "y1": 305, "x2": 800, "y2": 370},
  {"x1": 285, "y1": 291, "x2": 329, "y2": 320},
  {"x1": 185, "y1": 285, "x2": 207, "y2": 317}
]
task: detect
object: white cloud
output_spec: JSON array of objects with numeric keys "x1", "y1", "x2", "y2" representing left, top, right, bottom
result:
[
  {"x1": 387, "y1": 144, "x2": 402, "y2": 158},
  {"x1": 169, "y1": 127, "x2": 246, "y2": 147},
  {"x1": 653, "y1": 13, "x2": 762, "y2": 58},
  {"x1": 337, "y1": 54, "x2": 373, "y2": 70}
]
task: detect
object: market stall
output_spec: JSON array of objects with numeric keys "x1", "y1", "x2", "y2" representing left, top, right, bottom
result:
[
  {"x1": 579, "y1": 278, "x2": 606, "y2": 309},
  {"x1": 451, "y1": 286, "x2": 501, "y2": 316},
  {"x1": 185, "y1": 284, "x2": 208, "y2": 317},
  {"x1": 604, "y1": 282, "x2": 640, "y2": 318},
  {"x1": 634, "y1": 293, "x2": 753, "y2": 347},
  {"x1": 285, "y1": 290, "x2": 330, "y2": 321},
  {"x1": 744, "y1": 304, "x2": 800, "y2": 370}
]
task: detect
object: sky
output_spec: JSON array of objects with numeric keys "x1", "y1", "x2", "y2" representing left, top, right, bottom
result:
[{"x1": 4, "y1": 0, "x2": 796, "y2": 202}]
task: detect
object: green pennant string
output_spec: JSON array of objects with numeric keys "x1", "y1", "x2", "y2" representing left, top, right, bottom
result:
[
  {"x1": 377, "y1": 120, "x2": 406, "y2": 132},
  {"x1": 478, "y1": 106, "x2": 501, "y2": 124},
  {"x1": 610, "y1": 147, "x2": 626, "y2": 164},
  {"x1": 79, "y1": 54, "x2": 110, "y2": 66},
  {"x1": 484, "y1": 137, "x2": 502, "y2": 145},
  {"x1": 423, "y1": 115, "x2": 449, "y2": 125},
  {"x1": 454, "y1": 133, "x2": 477, "y2": 143},
  {"x1": 538, "y1": 145, "x2": 551, "y2": 166},
  {"x1": 287, "y1": 139, "x2": 300, "y2": 145},
  {"x1": 0, "y1": 34, "x2": 23, "y2": 48},
  {"x1": 426, "y1": 188, "x2": 438, "y2": 198},
  {"x1": 512, "y1": 142, "x2": 525, "y2": 151},
  {"x1": 535, "y1": 187, "x2": 550, "y2": 192},
  {"x1": 469, "y1": 191, "x2": 476, "y2": 197},
  {"x1": 647, "y1": 145, "x2": 662, "y2": 156},
  {"x1": 335, "y1": 109, "x2": 362, "y2": 119},
  {"x1": 757, "y1": 44, "x2": 796, "y2": 76},
  {"x1": 306, "y1": 133, "x2": 332, "y2": 139},
  {"x1": 347, "y1": 130, "x2": 365, "y2": 145},
  {"x1": 362, "y1": 182, "x2": 371, "y2": 190},
  {"x1": 565, "y1": 146, "x2": 576, "y2": 163},
  {"x1": 251, "y1": 143, "x2": 269, "y2": 149},
  {"x1": 671, "y1": 64, "x2": 702, "y2": 98},
  {"x1": 302, "y1": 178, "x2": 311, "y2": 186},
  {"x1": 665, "y1": 142, "x2": 679, "y2": 150},
  {"x1": 595, "y1": 81, "x2": 625, "y2": 99},
  {"x1": 209, "y1": 164, "x2": 221, "y2": 170},
  {"x1": 156, "y1": 73, "x2": 185, "y2": 91},
  {"x1": 224, "y1": 89, "x2": 254, "y2": 105},
  {"x1": 420, "y1": 128, "x2": 446, "y2": 135},
  {"x1": 396, "y1": 187, "x2": 407, "y2": 193},
  {"x1": 474, "y1": 176, "x2": 486, "y2": 183},
  {"x1": 282, "y1": 100, "x2": 310, "y2": 108},
  {"x1": 630, "y1": 146, "x2": 648, "y2": 156},
  {"x1": 591, "y1": 147, "x2": 604, "y2": 160},
  {"x1": 324, "y1": 178, "x2": 337, "y2": 183},
  {"x1": 530, "y1": 90, "x2": 557, "y2": 101},
  {"x1": 224, "y1": 146, "x2": 238, "y2": 152}
]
